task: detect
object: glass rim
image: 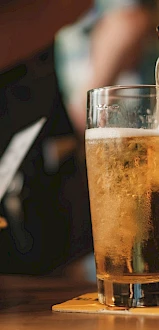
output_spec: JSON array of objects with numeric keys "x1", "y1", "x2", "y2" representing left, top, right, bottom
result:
[{"x1": 88, "y1": 84, "x2": 159, "y2": 94}]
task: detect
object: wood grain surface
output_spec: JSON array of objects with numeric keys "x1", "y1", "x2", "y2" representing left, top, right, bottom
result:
[{"x1": 0, "y1": 270, "x2": 159, "y2": 329}]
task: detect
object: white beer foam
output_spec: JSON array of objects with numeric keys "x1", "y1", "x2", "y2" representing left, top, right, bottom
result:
[{"x1": 85, "y1": 127, "x2": 159, "y2": 139}]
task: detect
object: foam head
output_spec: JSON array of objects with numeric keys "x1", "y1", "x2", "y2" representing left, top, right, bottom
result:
[{"x1": 85, "y1": 127, "x2": 159, "y2": 140}]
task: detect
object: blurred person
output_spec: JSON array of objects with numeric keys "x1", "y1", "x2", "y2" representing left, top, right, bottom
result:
[{"x1": 55, "y1": 0, "x2": 158, "y2": 137}]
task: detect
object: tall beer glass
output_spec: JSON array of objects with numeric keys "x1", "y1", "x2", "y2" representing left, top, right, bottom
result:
[{"x1": 85, "y1": 85, "x2": 159, "y2": 309}]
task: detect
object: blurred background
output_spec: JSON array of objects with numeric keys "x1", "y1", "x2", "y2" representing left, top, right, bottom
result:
[
  {"x1": 0, "y1": 0, "x2": 158, "y2": 282},
  {"x1": 0, "y1": 47, "x2": 93, "y2": 276}
]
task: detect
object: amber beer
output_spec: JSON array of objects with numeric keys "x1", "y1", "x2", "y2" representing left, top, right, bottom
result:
[{"x1": 85, "y1": 126, "x2": 159, "y2": 307}]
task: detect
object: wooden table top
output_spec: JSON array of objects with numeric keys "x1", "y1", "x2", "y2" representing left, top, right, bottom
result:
[{"x1": 0, "y1": 271, "x2": 159, "y2": 330}]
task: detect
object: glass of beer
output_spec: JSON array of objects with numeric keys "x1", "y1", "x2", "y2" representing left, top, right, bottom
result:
[{"x1": 85, "y1": 85, "x2": 159, "y2": 309}]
